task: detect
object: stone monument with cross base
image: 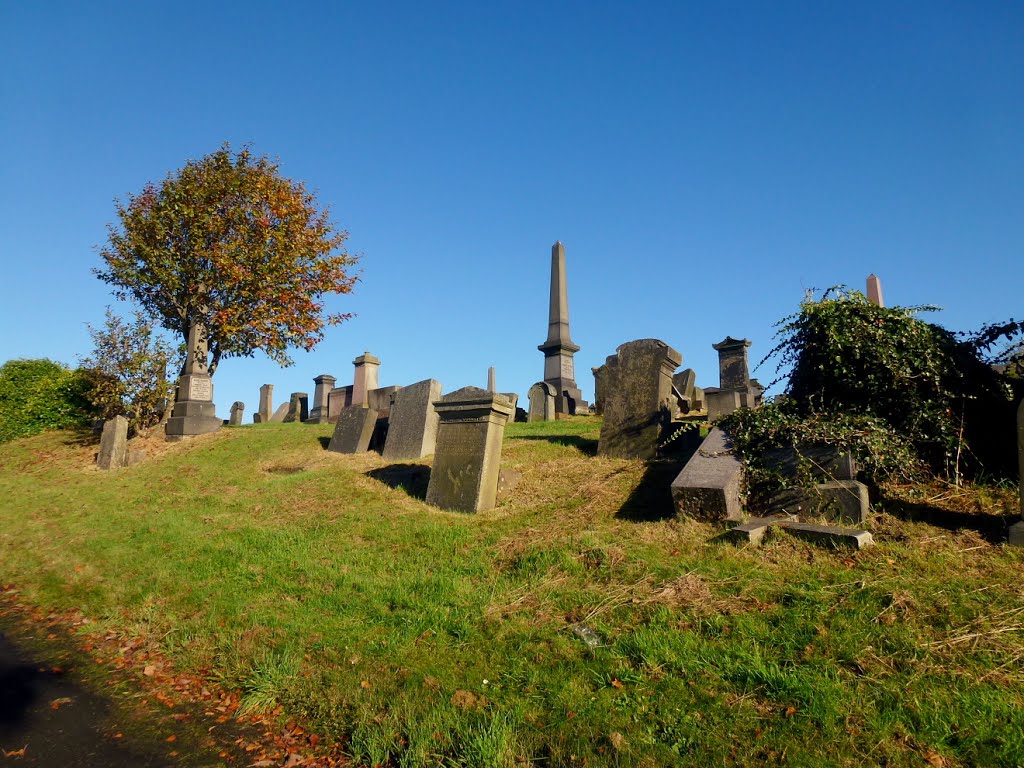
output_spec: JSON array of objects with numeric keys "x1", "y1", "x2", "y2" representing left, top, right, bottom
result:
[{"x1": 165, "y1": 321, "x2": 221, "y2": 440}]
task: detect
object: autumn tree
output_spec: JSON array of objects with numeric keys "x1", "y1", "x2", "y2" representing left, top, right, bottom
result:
[{"x1": 95, "y1": 145, "x2": 359, "y2": 374}]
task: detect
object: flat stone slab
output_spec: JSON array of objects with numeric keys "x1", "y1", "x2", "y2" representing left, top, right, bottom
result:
[
  {"x1": 763, "y1": 444, "x2": 858, "y2": 482},
  {"x1": 671, "y1": 427, "x2": 743, "y2": 521},
  {"x1": 769, "y1": 480, "x2": 870, "y2": 524},
  {"x1": 777, "y1": 521, "x2": 874, "y2": 549},
  {"x1": 724, "y1": 514, "x2": 797, "y2": 546}
]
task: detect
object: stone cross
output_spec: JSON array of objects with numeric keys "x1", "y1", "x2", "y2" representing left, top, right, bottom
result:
[
  {"x1": 307, "y1": 374, "x2": 336, "y2": 424},
  {"x1": 426, "y1": 387, "x2": 513, "y2": 513},
  {"x1": 538, "y1": 241, "x2": 585, "y2": 415},
  {"x1": 352, "y1": 352, "x2": 381, "y2": 407},
  {"x1": 867, "y1": 274, "x2": 884, "y2": 307}
]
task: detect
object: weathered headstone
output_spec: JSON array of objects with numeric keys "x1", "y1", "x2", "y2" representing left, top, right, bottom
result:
[
  {"x1": 426, "y1": 387, "x2": 513, "y2": 513},
  {"x1": 282, "y1": 392, "x2": 309, "y2": 423},
  {"x1": 382, "y1": 379, "x2": 442, "y2": 461},
  {"x1": 672, "y1": 368, "x2": 699, "y2": 415},
  {"x1": 229, "y1": 401, "x2": 245, "y2": 426},
  {"x1": 538, "y1": 241, "x2": 587, "y2": 415},
  {"x1": 866, "y1": 274, "x2": 884, "y2": 307},
  {"x1": 254, "y1": 384, "x2": 273, "y2": 423},
  {"x1": 1009, "y1": 400, "x2": 1024, "y2": 547},
  {"x1": 165, "y1": 321, "x2": 221, "y2": 440},
  {"x1": 269, "y1": 402, "x2": 290, "y2": 422},
  {"x1": 327, "y1": 385, "x2": 354, "y2": 422},
  {"x1": 595, "y1": 339, "x2": 681, "y2": 459},
  {"x1": 704, "y1": 337, "x2": 763, "y2": 420},
  {"x1": 502, "y1": 393, "x2": 519, "y2": 417},
  {"x1": 527, "y1": 381, "x2": 556, "y2": 422},
  {"x1": 306, "y1": 375, "x2": 336, "y2": 424},
  {"x1": 671, "y1": 427, "x2": 744, "y2": 520},
  {"x1": 328, "y1": 405, "x2": 379, "y2": 453},
  {"x1": 97, "y1": 415, "x2": 129, "y2": 470},
  {"x1": 368, "y1": 385, "x2": 401, "y2": 416},
  {"x1": 352, "y1": 352, "x2": 381, "y2": 406}
]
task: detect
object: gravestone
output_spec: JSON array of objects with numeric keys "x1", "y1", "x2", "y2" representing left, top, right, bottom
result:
[
  {"x1": 328, "y1": 406, "x2": 379, "y2": 453},
  {"x1": 595, "y1": 339, "x2": 681, "y2": 459},
  {"x1": 704, "y1": 337, "x2": 763, "y2": 420},
  {"x1": 538, "y1": 241, "x2": 586, "y2": 415},
  {"x1": 502, "y1": 393, "x2": 519, "y2": 417},
  {"x1": 1009, "y1": 400, "x2": 1024, "y2": 547},
  {"x1": 671, "y1": 427, "x2": 744, "y2": 520},
  {"x1": 282, "y1": 392, "x2": 309, "y2": 423},
  {"x1": 368, "y1": 385, "x2": 401, "y2": 417},
  {"x1": 254, "y1": 384, "x2": 272, "y2": 423},
  {"x1": 307, "y1": 375, "x2": 336, "y2": 424},
  {"x1": 327, "y1": 385, "x2": 354, "y2": 422},
  {"x1": 426, "y1": 387, "x2": 513, "y2": 513},
  {"x1": 672, "y1": 368, "x2": 698, "y2": 414},
  {"x1": 228, "y1": 401, "x2": 245, "y2": 426},
  {"x1": 165, "y1": 321, "x2": 221, "y2": 439},
  {"x1": 527, "y1": 381, "x2": 556, "y2": 422},
  {"x1": 97, "y1": 415, "x2": 129, "y2": 470},
  {"x1": 352, "y1": 352, "x2": 381, "y2": 406},
  {"x1": 382, "y1": 378, "x2": 442, "y2": 461},
  {"x1": 269, "y1": 402, "x2": 290, "y2": 422}
]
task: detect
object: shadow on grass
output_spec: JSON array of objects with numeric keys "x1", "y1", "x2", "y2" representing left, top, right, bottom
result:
[
  {"x1": 881, "y1": 495, "x2": 1016, "y2": 544},
  {"x1": 616, "y1": 459, "x2": 687, "y2": 522},
  {"x1": 366, "y1": 464, "x2": 431, "y2": 500},
  {"x1": 318, "y1": 436, "x2": 331, "y2": 450},
  {"x1": 511, "y1": 434, "x2": 598, "y2": 457}
]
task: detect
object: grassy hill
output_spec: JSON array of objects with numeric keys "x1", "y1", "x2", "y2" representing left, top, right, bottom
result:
[{"x1": 1, "y1": 419, "x2": 1022, "y2": 767}]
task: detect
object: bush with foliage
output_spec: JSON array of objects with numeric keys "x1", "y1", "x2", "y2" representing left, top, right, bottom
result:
[
  {"x1": 79, "y1": 309, "x2": 180, "y2": 434},
  {"x1": 0, "y1": 359, "x2": 96, "y2": 442},
  {"x1": 724, "y1": 288, "x2": 1019, "y2": 485}
]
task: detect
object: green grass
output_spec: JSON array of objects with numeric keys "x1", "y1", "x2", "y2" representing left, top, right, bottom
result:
[{"x1": 2, "y1": 419, "x2": 1023, "y2": 766}]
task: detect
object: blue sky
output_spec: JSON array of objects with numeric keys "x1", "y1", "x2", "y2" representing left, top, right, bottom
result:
[{"x1": 1, "y1": 2, "x2": 1021, "y2": 415}]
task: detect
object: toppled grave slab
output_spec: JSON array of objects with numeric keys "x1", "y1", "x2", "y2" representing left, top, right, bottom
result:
[
  {"x1": 671, "y1": 427, "x2": 743, "y2": 521},
  {"x1": 723, "y1": 513, "x2": 797, "y2": 546},
  {"x1": 769, "y1": 480, "x2": 871, "y2": 524},
  {"x1": 777, "y1": 521, "x2": 874, "y2": 549}
]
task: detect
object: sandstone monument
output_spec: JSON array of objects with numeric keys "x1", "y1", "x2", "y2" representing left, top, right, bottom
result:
[
  {"x1": 538, "y1": 241, "x2": 586, "y2": 415},
  {"x1": 166, "y1": 321, "x2": 221, "y2": 439}
]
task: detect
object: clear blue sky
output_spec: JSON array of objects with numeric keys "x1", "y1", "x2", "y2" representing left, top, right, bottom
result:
[{"x1": 1, "y1": 2, "x2": 1021, "y2": 415}]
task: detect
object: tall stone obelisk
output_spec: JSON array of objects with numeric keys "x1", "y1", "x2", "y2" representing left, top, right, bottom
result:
[
  {"x1": 165, "y1": 321, "x2": 222, "y2": 440},
  {"x1": 538, "y1": 241, "x2": 585, "y2": 415}
]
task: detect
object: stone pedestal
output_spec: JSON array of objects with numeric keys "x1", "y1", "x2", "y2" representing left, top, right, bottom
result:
[
  {"x1": 426, "y1": 387, "x2": 513, "y2": 513},
  {"x1": 352, "y1": 352, "x2": 381, "y2": 406},
  {"x1": 166, "y1": 322, "x2": 221, "y2": 440},
  {"x1": 307, "y1": 375, "x2": 336, "y2": 424},
  {"x1": 704, "y1": 337, "x2": 763, "y2": 420}
]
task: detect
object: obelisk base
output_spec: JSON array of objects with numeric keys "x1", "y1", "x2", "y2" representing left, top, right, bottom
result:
[{"x1": 165, "y1": 373, "x2": 221, "y2": 440}]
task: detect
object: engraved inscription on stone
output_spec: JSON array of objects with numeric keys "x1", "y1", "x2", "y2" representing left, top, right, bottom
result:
[
  {"x1": 560, "y1": 356, "x2": 574, "y2": 380},
  {"x1": 189, "y1": 377, "x2": 213, "y2": 401}
]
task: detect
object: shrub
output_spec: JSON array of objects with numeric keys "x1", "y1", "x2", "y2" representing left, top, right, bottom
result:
[{"x1": 0, "y1": 359, "x2": 96, "y2": 442}]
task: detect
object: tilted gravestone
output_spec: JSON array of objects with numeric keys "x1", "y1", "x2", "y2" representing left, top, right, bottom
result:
[
  {"x1": 382, "y1": 379, "x2": 442, "y2": 461},
  {"x1": 595, "y1": 339, "x2": 681, "y2": 460},
  {"x1": 306, "y1": 375, "x2": 336, "y2": 424},
  {"x1": 165, "y1": 321, "x2": 221, "y2": 439},
  {"x1": 1009, "y1": 400, "x2": 1024, "y2": 547},
  {"x1": 282, "y1": 392, "x2": 309, "y2": 423},
  {"x1": 269, "y1": 402, "x2": 290, "y2": 422},
  {"x1": 228, "y1": 401, "x2": 245, "y2": 426},
  {"x1": 527, "y1": 381, "x2": 556, "y2": 422},
  {"x1": 672, "y1": 427, "x2": 744, "y2": 520},
  {"x1": 426, "y1": 387, "x2": 513, "y2": 513},
  {"x1": 97, "y1": 415, "x2": 129, "y2": 470},
  {"x1": 328, "y1": 406, "x2": 379, "y2": 453},
  {"x1": 254, "y1": 383, "x2": 272, "y2": 423}
]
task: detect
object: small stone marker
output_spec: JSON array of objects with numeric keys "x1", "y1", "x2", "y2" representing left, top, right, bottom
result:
[
  {"x1": 426, "y1": 387, "x2": 513, "y2": 513},
  {"x1": 352, "y1": 352, "x2": 381, "y2": 406},
  {"x1": 269, "y1": 402, "x2": 290, "y2": 423},
  {"x1": 527, "y1": 381, "x2": 556, "y2": 422},
  {"x1": 671, "y1": 427, "x2": 744, "y2": 520},
  {"x1": 282, "y1": 392, "x2": 309, "y2": 423},
  {"x1": 487, "y1": 367, "x2": 496, "y2": 393},
  {"x1": 595, "y1": 339, "x2": 681, "y2": 459},
  {"x1": 382, "y1": 378, "x2": 442, "y2": 461},
  {"x1": 307, "y1": 374, "x2": 336, "y2": 424},
  {"x1": 866, "y1": 274, "x2": 884, "y2": 307},
  {"x1": 228, "y1": 401, "x2": 245, "y2": 426},
  {"x1": 1009, "y1": 400, "x2": 1024, "y2": 547},
  {"x1": 328, "y1": 406, "x2": 379, "y2": 453},
  {"x1": 165, "y1": 321, "x2": 221, "y2": 439},
  {"x1": 97, "y1": 415, "x2": 129, "y2": 470},
  {"x1": 724, "y1": 514, "x2": 798, "y2": 547},
  {"x1": 255, "y1": 384, "x2": 273, "y2": 423},
  {"x1": 777, "y1": 521, "x2": 874, "y2": 550}
]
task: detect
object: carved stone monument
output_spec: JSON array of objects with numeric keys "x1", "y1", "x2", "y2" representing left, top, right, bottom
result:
[
  {"x1": 229, "y1": 401, "x2": 245, "y2": 425},
  {"x1": 166, "y1": 322, "x2": 221, "y2": 440},
  {"x1": 703, "y1": 337, "x2": 764, "y2": 420},
  {"x1": 382, "y1": 378, "x2": 442, "y2": 461},
  {"x1": 328, "y1": 405, "x2": 379, "y2": 453},
  {"x1": 283, "y1": 392, "x2": 309, "y2": 423},
  {"x1": 307, "y1": 375, "x2": 336, "y2": 424},
  {"x1": 352, "y1": 352, "x2": 381, "y2": 407},
  {"x1": 97, "y1": 415, "x2": 129, "y2": 470},
  {"x1": 527, "y1": 381, "x2": 556, "y2": 422},
  {"x1": 538, "y1": 241, "x2": 586, "y2": 415},
  {"x1": 254, "y1": 384, "x2": 273, "y2": 423},
  {"x1": 594, "y1": 339, "x2": 681, "y2": 459},
  {"x1": 426, "y1": 387, "x2": 513, "y2": 513}
]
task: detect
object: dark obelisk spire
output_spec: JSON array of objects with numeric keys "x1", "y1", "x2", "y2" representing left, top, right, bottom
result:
[{"x1": 538, "y1": 241, "x2": 585, "y2": 415}]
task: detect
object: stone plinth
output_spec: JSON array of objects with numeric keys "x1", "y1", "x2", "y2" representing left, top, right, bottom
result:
[
  {"x1": 426, "y1": 387, "x2": 513, "y2": 513},
  {"x1": 595, "y1": 339, "x2": 681, "y2": 459},
  {"x1": 97, "y1": 415, "x2": 129, "y2": 470},
  {"x1": 307, "y1": 375, "x2": 336, "y2": 424},
  {"x1": 527, "y1": 381, "x2": 556, "y2": 422},
  {"x1": 255, "y1": 384, "x2": 273, "y2": 423},
  {"x1": 166, "y1": 322, "x2": 221, "y2": 439},
  {"x1": 382, "y1": 379, "x2": 442, "y2": 461},
  {"x1": 352, "y1": 352, "x2": 381, "y2": 406},
  {"x1": 705, "y1": 336, "x2": 763, "y2": 420},
  {"x1": 229, "y1": 401, "x2": 245, "y2": 426},
  {"x1": 328, "y1": 406, "x2": 379, "y2": 453},
  {"x1": 671, "y1": 428, "x2": 744, "y2": 521}
]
